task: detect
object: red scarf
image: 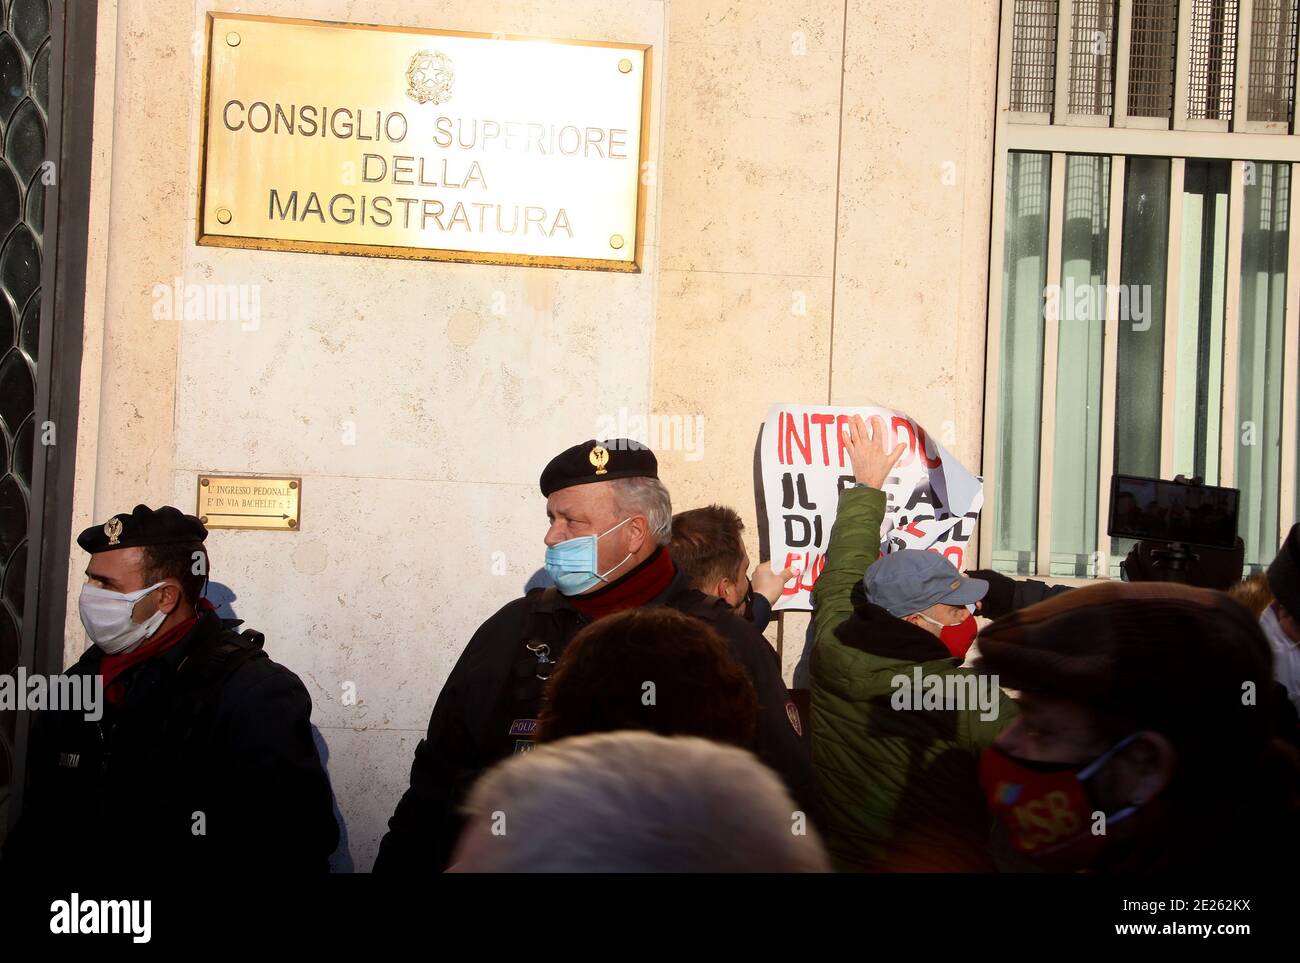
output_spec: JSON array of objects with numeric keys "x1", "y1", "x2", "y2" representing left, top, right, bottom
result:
[
  {"x1": 100, "y1": 599, "x2": 213, "y2": 704},
  {"x1": 568, "y1": 547, "x2": 675, "y2": 619}
]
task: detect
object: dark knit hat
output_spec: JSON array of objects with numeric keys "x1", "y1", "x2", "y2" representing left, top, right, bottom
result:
[
  {"x1": 975, "y1": 581, "x2": 1274, "y2": 750},
  {"x1": 539, "y1": 439, "x2": 658, "y2": 497},
  {"x1": 1267, "y1": 523, "x2": 1300, "y2": 618}
]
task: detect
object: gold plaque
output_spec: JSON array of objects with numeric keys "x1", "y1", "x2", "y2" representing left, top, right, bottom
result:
[
  {"x1": 197, "y1": 475, "x2": 301, "y2": 531},
  {"x1": 198, "y1": 14, "x2": 651, "y2": 271}
]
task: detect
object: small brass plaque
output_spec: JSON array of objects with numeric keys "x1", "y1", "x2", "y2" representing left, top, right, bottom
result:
[
  {"x1": 198, "y1": 13, "x2": 650, "y2": 271},
  {"x1": 197, "y1": 475, "x2": 301, "y2": 531}
]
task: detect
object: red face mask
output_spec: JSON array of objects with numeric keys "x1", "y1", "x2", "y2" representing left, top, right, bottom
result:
[
  {"x1": 920, "y1": 610, "x2": 979, "y2": 659},
  {"x1": 979, "y1": 735, "x2": 1140, "y2": 872}
]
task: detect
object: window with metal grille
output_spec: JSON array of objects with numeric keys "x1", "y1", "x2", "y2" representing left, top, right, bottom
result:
[
  {"x1": 1128, "y1": 0, "x2": 1180, "y2": 118},
  {"x1": 1188, "y1": 0, "x2": 1241, "y2": 121},
  {"x1": 1011, "y1": 0, "x2": 1059, "y2": 112},
  {"x1": 992, "y1": 0, "x2": 1300, "y2": 583},
  {"x1": 0, "y1": 0, "x2": 51, "y2": 849},
  {"x1": 1247, "y1": 0, "x2": 1299, "y2": 123},
  {"x1": 1069, "y1": 0, "x2": 1119, "y2": 115}
]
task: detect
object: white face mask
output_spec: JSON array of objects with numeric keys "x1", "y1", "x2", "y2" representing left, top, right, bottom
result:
[
  {"x1": 78, "y1": 581, "x2": 168, "y2": 655},
  {"x1": 1261, "y1": 604, "x2": 1300, "y2": 711}
]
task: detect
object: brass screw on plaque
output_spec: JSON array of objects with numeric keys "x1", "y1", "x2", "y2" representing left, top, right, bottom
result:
[
  {"x1": 216, "y1": 208, "x2": 232, "y2": 224},
  {"x1": 288, "y1": 519, "x2": 298, "y2": 529},
  {"x1": 200, "y1": 478, "x2": 209, "y2": 487},
  {"x1": 610, "y1": 234, "x2": 625, "y2": 250},
  {"x1": 226, "y1": 32, "x2": 241, "y2": 47},
  {"x1": 618, "y1": 58, "x2": 632, "y2": 73},
  {"x1": 200, "y1": 515, "x2": 209, "y2": 524},
  {"x1": 289, "y1": 481, "x2": 298, "y2": 490}
]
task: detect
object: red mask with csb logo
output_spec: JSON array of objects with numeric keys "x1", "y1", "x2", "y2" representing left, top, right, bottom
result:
[{"x1": 978, "y1": 735, "x2": 1140, "y2": 872}]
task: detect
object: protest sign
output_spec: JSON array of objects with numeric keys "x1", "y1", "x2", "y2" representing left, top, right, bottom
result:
[{"x1": 755, "y1": 403, "x2": 984, "y2": 611}]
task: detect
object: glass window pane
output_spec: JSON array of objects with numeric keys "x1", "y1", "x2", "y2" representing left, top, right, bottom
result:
[
  {"x1": 1173, "y1": 160, "x2": 1230, "y2": 485},
  {"x1": 1050, "y1": 155, "x2": 1110, "y2": 577},
  {"x1": 994, "y1": 152, "x2": 1052, "y2": 575},
  {"x1": 1112, "y1": 156, "x2": 1171, "y2": 572},
  {"x1": 1237, "y1": 161, "x2": 1289, "y2": 571}
]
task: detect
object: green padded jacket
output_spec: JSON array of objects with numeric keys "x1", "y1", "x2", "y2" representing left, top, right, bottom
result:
[{"x1": 809, "y1": 485, "x2": 1016, "y2": 871}]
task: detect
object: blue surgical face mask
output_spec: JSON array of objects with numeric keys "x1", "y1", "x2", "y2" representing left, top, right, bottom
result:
[{"x1": 544, "y1": 517, "x2": 634, "y2": 596}]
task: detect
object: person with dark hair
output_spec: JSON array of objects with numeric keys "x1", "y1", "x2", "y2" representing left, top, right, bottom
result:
[
  {"x1": 669, "y1": 504, "x2": 794, "y2": 633},
  {"x1": 136, "y1": 538, "x2": 210, "y2": 610},
  {"x1": 537, "y1": 607, "x2": 758, "y2": 747},
  {"x1": 2, "y1": 504, "x2": 338, "y2": 873},
  {"x1": 975, "y1": 581, "x2": 1300, "y2": 872}
]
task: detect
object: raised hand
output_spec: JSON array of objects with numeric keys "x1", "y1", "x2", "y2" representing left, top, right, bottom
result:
[{"x1": 843, "y1": 414, "x2": 907, "y2": 490}]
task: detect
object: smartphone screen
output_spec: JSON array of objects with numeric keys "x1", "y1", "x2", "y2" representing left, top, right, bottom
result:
[{"x1": 1108, "y1": 474, "x2": 1239, "y2": 549}]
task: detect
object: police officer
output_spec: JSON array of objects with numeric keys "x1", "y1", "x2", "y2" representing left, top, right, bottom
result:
[
  {"x1": 375, "y1": 440, "x2": 820, "y2": 873},
  {"x1": 2, "y1": 505, "x2": 339, "y2": 873}
]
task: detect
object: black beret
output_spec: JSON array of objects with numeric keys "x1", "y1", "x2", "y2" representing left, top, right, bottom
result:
[
  {"x1": 1268, "y1": 522, "x2": 1300, "y2": 618},
  {"x1": 77, "y1": 504, "x2": 208, "y2": 554},
  {"x1": 539, "y1": 439, "x2": 658, "y2": 497}
]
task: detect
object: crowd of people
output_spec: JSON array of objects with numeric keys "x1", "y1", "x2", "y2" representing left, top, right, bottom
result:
[{"x1": 5, "y1": 417, "x2": 1300, "y2": 874}]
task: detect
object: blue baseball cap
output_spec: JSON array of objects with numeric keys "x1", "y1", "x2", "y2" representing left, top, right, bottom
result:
[{"x1": 863, "y1": 549, "x2": 988, "y2": 618}]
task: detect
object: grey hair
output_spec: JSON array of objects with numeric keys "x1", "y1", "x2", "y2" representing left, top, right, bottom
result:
[
  {"x1": 609, "y1": 476, "x2": 673, "y2": 546},
  {"x1": 454, "y1": 731, "x2": 830, "y2": 873}
]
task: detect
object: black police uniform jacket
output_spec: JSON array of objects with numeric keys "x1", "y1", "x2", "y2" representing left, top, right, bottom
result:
[
  {"x1": 373, "y1": 562, "x2": 822, "y2": 873},
  {"x1": 2, "y1": 610, "x2": 340, "y2": 874}
]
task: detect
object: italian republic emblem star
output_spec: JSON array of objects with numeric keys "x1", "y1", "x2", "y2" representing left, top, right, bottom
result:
[{"x1": 405, "y1": 49, "x2": 455, "y2": 106}]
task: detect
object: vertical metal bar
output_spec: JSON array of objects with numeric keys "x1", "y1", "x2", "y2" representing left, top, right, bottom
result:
[
  {"x1": 1056, "y1": 0, "x2": 1074, "y2": 120},
  {"x1": 1234, "y1": 0, "x2": 1255, "y2": 128},
  {"x1": 1036, "y1": 153, "x2": 1069, "y2": 577},
  {"x1": 1161, "y1": 157, "x2": 1187, "y2": 476},
  {"x1": 978, "y1": 0, "x2": 1020, "y2": 569},
  {"x1": 980, "y1": 147, "x2": 1012, "y2": 570},
  {"x1": 1114, "y1": 0, "x2": 1135, "y2": 126},
  {"x1": 1097, "y1": 155, "x2": 1126, "y2": 576},
  {"x1": 1295, "y1": 0, "x2": 1300, "y2": 134},
  {"x1": 1220, "y1": 159, "x2": 1247, "y2": 486},
  {"x1": 998, "y1": 0, "x2": 1016, "y2": 115},
  {"x1": 1175, "y1": 0, "x2": 1196, "y2": 128},
  {"x1": 1280, "y1": 162, "x2": 1300, "y2": 536}
]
